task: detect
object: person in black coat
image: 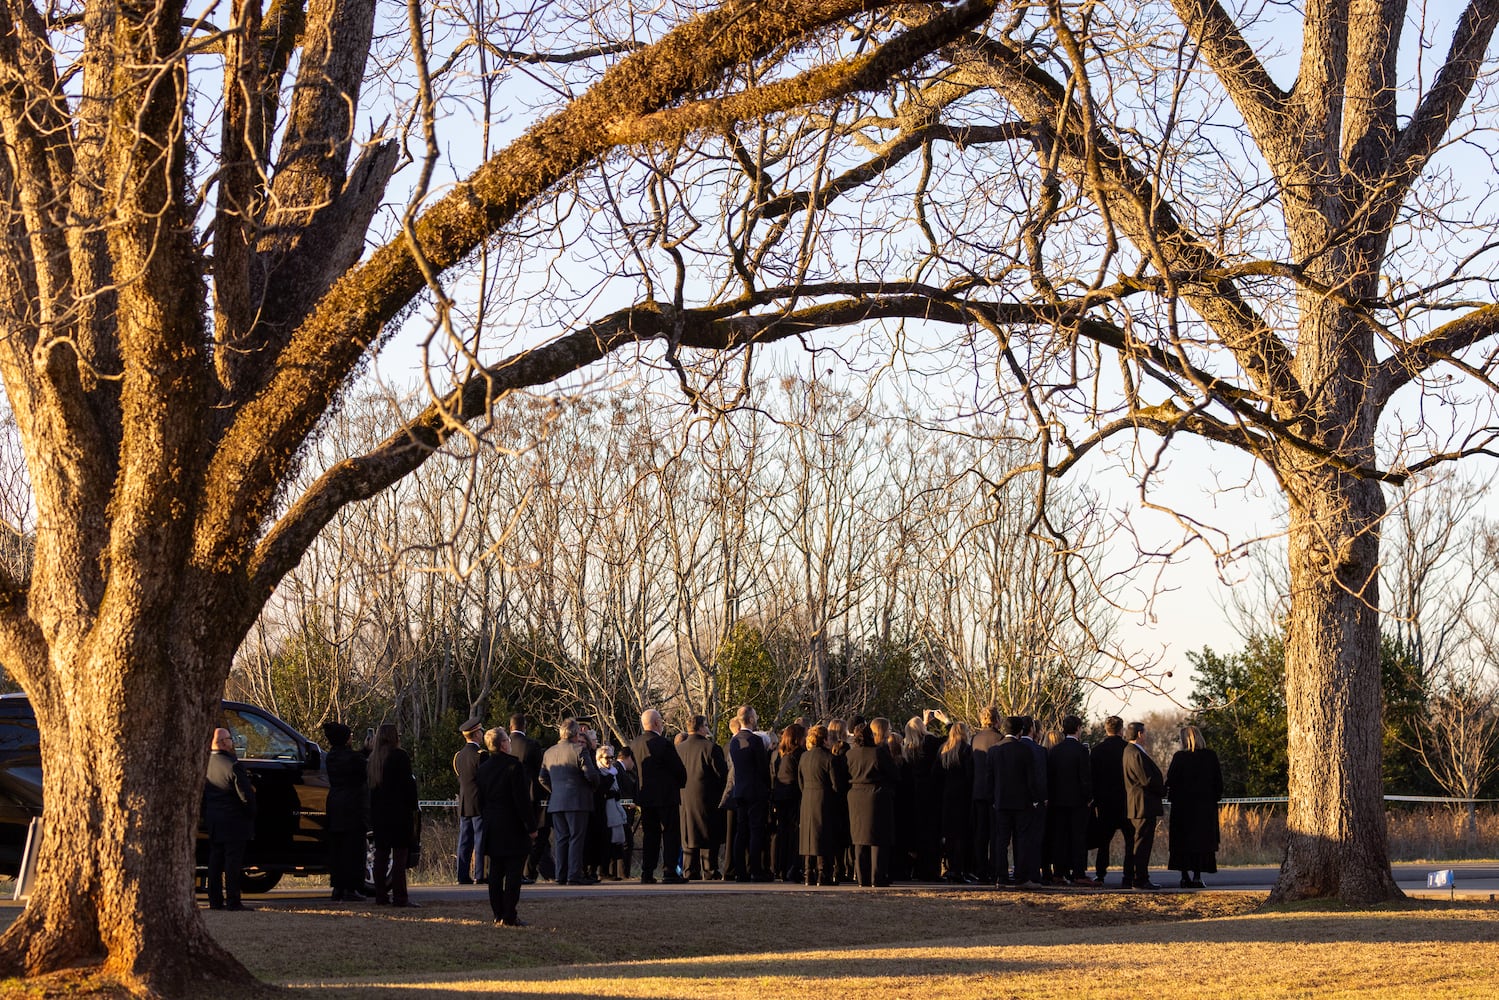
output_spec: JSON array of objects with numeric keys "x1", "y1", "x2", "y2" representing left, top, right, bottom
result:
[
  {"x1": 797, "y1": 724, "x2": 848, "y2": 885},
  {"x1": 895, "y1": 716, "x2": 943, "y2": 881},
  {"x1": 845, "y1": 720, "x2": 899, "y2": 887},
  {"x1": 507, "y1": 713, "x2": 551, "y2": 881},
  {"x1": 477, "y1": 729, "x2": 538, "y2": 926},
  {"x1": 1166, "y1": 724, "x2": 1224, "y2": 888},
  {"x1": 728, "y1": 706, "x2": 772, "y2": 881},
  {"x1": 678, "y1": 716, "x2": 726, "y2": 879},
  {"x1": 990, "y1": 716, "x2": 1039, "y2": 887},
  {"x1": 770, "y1": 723, "x2": 806, "y2": 882},
  {"x1": 204, "y1": 727, "x2": 257, "y2": 911},
  {"x1": 1121, "y1": 720, "x2": 1166, "y2": 889},
  {"x1": 368, "y1": 722, "x2": 421, "y2": 907},
  {"x1": 630, "y1": 708, "x2": 688, "y2": 883},
  {"x1": 1089, "y1": 715, "x2": 1130, "y2": 884},
  {"x1": 1047, "y1": 714, "x2": 1093, "y2": 885},
  {"x1": 936, "y1": 721, "x2": 973, "y2": 883},
  {"x1": 322, "y1": 721, "x2": 368, "y2": 902}
]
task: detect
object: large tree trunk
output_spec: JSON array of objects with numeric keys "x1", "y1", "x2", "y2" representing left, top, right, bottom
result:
[{"x1": 0, "y1": 624, "x2": 251, "y2": 994}]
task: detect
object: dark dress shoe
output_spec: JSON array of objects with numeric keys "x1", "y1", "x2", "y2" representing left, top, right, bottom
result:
[
  {"x1": 661, "y1": 874, "x2": 688, "y2": 884},
  {"x1": 225, "y1": 903, "x2": 255, "y2": 912},
  {"x1": 476, "y1": 877, "x2": 488, "y2": 884},
  {"x1": 520, "y1": 876, "x2": 535, "y2": 885},
  {"x1": 639, "y1": 874, "x2": 657, "y2": 884},
  {"x1": 707, "y1": 870, "x2": 723, "y2": 881},
  {"x1": 457, "y1": 878, "x2": 474, "y2": 885},
  {"x1": 393, "y1": 900, "x2": 422, "y2": 908},
  {"x1": 1134, "y1": 881, "x2": 1161, "y2": 890},
  {"x1": 496, "y1": 918, "x2": 529, "y2": 927},
  {"x1": 207, "y1": 903, "x2": 225, "y2": 911}
]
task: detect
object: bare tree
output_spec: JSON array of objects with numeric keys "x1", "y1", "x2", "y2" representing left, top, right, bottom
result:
[{"x1": 0, "y1": 0, "x2": 997, "y2": 989}]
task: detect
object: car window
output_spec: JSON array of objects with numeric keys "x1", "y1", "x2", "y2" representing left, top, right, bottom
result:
[
  {"x1": 0, "y1": 700, "x2": 39, "y2": 756},
  {"x1": 220, "y1": 707, "x2": 303, "y2": 762}
]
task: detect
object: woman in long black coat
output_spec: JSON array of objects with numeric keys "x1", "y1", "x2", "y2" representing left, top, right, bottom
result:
[
  {"x1": 322, "y1": 721, "x2": 368, "y2": 901},
  {"x1": 845, "y1": 720, "x2": 899, "y2": 887},
  {"x1": 770, "y1": 723, "x2": 806, "y2": 882},
  {"x1": 1166, "y1": 724, "x2": 1224, "y2": 888},
  {"x1": 797, "y1": 724, "x2": 848, "y2": 885},
  {"x1": 937, "y1": 721, "x2": 973, "y2": 883},
  {"x1": 367, "y1": 722, "x2": 420, "y2": 907},
  {"x1": 826, "y1": 719, "x2": 853, "y2": 882}
]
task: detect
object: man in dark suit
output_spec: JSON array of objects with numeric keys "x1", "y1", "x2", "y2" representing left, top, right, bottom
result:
[
  {"x1": 990, "y1": 716, "x2": 1038, "y2": 888},
  {"x1": 203, "y1": 727, "x2": 257, "y2": 911},
  {"x1": 678, "y1": 714, "x2": 727, "y2": 879},
  {"x1": 970, "y1": 706, "x2": 1003, "y2": 881},
  {"x1": 728, "y1": 705, "x2": 772, "y2": 881},
  {"x1": 1122, "y1": 720, "x2": 1166, "y2": 889},
  {"x1": 507, "y1": 712, "x2": 551, "y2": 881},
  {"x1": 1020, "y1": 716, "x2": 1049, "y2": 886},
  {"x1": 453, "y1": 716, "x2": 487, "y2": 884},
  {"x1": 477, "y1": 729, "x2": 538, "y2": 927},
  {"x1": 1047, "y1": 714, "x2": 1093, "y2": 885},
  {"x1": 1090, "y1": 715, "x2": 1130, "y2": 884},
  {"x1": 630, "y1": 708, "x2": 688, "y2": 884}
]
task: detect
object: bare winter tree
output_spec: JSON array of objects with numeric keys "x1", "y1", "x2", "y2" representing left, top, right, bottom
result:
[{"x1": 0, "y1": 0, "x2": 1002, "y2": 991}]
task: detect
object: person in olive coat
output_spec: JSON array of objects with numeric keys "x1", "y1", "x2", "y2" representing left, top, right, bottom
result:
[
  {"x1": 204, "y1": 727, "x2": 257, "y2": 911},
  {"x1": 678, "y1": 715, "x2": 727, "y2": 879},
  {"x1": 845, "y1": 720, "x2": 899, "y2": 887},
  {"x1": 368, "y1": 722, "x2": 421, "y2": 907},
  {"x1": 322, "y1": 721, "x2": 368, "y2": 902},
  {"x1": 1166, "y1": 724, "x2": 1224, "y2": 888},
  {"x1": 797, "y1": 724, "x2": 849, "y2": 885},
  {"x1": 477, "y1": 729, "x2": 538, "y2": 926}
]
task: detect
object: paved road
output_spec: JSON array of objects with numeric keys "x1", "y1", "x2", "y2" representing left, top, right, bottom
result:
[{"x1": 234, "y1": 863, "x2": 1499, "y2": 907}]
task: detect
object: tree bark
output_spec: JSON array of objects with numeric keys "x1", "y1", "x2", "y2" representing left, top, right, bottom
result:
[{"x1": 1, "y1": 644, "x2": 250, "y2": 993}]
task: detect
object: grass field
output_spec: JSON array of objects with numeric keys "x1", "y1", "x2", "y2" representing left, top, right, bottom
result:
[{"x1": 8, "y1": 888, "x2": 1496, "y2": 998}]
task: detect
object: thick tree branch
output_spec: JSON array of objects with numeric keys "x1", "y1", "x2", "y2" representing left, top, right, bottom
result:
[
  {"x1": 1372, "y1": 302, "x2": 1499, "y2": 404},
  {"x1": 1374, "y1": 0, "x2": 1499, "y2": 232},
  {"x1": 200, "y1": 0, "x2": 949, "y2": 574},
  {"x1": 951, "y1": 34, "x2": 1305, "y2": 417},
  {"x1": 1166, "y1": 0, "x2": 1286, "y2": 157}
]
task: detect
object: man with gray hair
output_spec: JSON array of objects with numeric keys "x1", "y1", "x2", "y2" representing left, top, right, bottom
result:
[
  {"x1": 630, "y1": 708, "x2": 688, "y2": 883},
  {"x1": 538, "y1": 718, "x2": 600, "y2": 885}
]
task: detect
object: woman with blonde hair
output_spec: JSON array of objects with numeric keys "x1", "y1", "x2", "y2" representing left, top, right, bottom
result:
[
  {"x1": 937, "y1": 721, "x2": 973, "y2": 883},
  {"x1": 1165, "y1": 724, "x2": 1223, "y2": 888}
]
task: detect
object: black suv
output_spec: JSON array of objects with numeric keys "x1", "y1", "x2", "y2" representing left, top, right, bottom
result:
[{"x1": 0, "y1": 693, "x2": 334, "y2": 893}]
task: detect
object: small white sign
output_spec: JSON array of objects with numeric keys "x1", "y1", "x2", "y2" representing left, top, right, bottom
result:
[{"x1": 1426, "y1": 869, "x2": 1455, "y2": 889}]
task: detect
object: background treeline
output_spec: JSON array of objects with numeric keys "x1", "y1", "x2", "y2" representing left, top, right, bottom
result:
[{"x1": 224, "y1": 373, "x2": 1123, "y2": 798}]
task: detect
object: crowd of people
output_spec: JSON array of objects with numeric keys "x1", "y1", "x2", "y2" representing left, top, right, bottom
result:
[
  {"x1": 433, "y1": 704, "x2": 1225, "y2": 926},
  {"x1": 202, "y1": 704, "x2": 1223, "y2": 927}
]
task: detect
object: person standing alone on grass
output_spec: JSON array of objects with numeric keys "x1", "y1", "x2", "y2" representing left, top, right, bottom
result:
[
  {"x1": 478, "y1": 728, "x2": 538, "y2": 927},
  {"x1": 1122, "y1": 721, "x2": 1166, "y2": 890},
  {"x1": 204, "y1": 727, "x2": 257, "y2": 912},
  {"x1": 454, "y1": 716, "x2": 488, "y2": 885}
]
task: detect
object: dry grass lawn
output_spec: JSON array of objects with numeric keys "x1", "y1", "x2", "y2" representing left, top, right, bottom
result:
[{"x1": 4, "y1": 890, "x2": 1498, "y2": 998}]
